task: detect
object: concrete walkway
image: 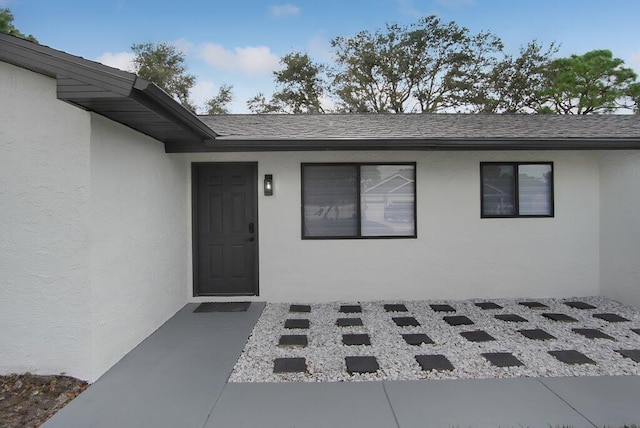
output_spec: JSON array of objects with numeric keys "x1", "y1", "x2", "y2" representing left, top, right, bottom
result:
[{"x1": 44, "y1": 303, "x2": 640, "y2": 428}]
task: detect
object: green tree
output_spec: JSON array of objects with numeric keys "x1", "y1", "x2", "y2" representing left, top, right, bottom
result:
[
  {"x1": 205, "y1": 84, "x2": 234, "y2": 115},
  {"x1": 538, "y1": 49, "x2": 638, "y2": 114},
  {"x1": 475, "y1": 41, "x2": 558, "y2": 113},
  {"x1": 131, "y1": 42, "x2": 196, "y2": 112},
  {"x1": 247, "y1": 93, "x2": 281, "y2": 114},
  {"x1": 247, "y1": 52, "x2": 326, "y2": 113},
  {"x1": 0, "y1": 8, "x2": 37, "y2": 42},
  {"x1": 627, "y1": 82, "x2": 640, "y2": 114},
  {"x1": 330, "y1": 15, "x2": 503, "y2": 113}
]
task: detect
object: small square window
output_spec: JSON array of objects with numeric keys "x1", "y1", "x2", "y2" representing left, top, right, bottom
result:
[
  {"x1": 481, "y1": 162, "x2": 553, "y2": 218},
  {"x1": 302, "y1": 163, "x2": 416, "y2": 239}
]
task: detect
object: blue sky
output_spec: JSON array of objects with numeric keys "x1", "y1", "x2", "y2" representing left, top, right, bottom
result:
[{"x1": 5, "y1": 0, "x2": 640, "y2": 113}]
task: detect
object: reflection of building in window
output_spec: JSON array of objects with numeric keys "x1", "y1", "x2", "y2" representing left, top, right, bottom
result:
[
  {"x1": 481, "y1": 162, "x2": 553, "y2": 218},
  {"x1": 363, "y1": 170, "x2": 415, "y2": 223},
  {"x1": 302, "y1": 164, "x2": 416, "y2": 238}
]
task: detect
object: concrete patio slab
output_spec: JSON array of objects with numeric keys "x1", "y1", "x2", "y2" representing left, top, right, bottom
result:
[
  {"x1": 383, "y1": 378, "x2": 594, "y2": 428},
  {"x1": 204, "y1": 382, "x2": 398, "y2": 428},
  {"x1": 539, "y1": 376, "x2": 640, "y2": 427},
  {"x1": 44, "y1": 302, "x2": 265, "y2": 428},
  {"x1": 41, "y1": 299, "x2": 640, "y2": 428}
]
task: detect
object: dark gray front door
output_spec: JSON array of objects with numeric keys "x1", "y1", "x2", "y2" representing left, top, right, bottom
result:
[{"x1": 193, "y1": 163, "x2": 258, "y2": 296}]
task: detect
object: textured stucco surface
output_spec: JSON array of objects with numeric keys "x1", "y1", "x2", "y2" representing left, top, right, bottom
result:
[
  {"x1": 186, "y1": 151, "x2": 601, "y2": 303},
  {"x1": 89, "y1": 115, "x2": 189, "y2": 379},
  {"x1": 1, "y1": 62, "x2": 190, "y2": 381},
  {"x1": 0, "y1": 62, "x2": 93, "y2": 379},
  {"x1": 599, "y1": 151, "x2": 640, "y2": 308}
]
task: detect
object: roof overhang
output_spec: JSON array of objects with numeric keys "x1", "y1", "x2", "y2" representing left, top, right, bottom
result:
[{"x1": 0, "y1": 33, "x2": 217, "y2": 146}]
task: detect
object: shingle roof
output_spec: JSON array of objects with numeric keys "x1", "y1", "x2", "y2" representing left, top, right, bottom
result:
[
  {"x1": 191, "y1": 113, "x2": 640, "y2": 152},
  {"x1": 201, "y1": 113, "x2": 640, "y2": 141}
]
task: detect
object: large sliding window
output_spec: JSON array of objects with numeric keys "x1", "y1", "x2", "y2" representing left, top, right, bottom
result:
[
  {"x1": 302, "y1": 163, "x2": 416, "y2": 239},
  {"x1": 480, "y1": 162, "x2": 553, "y2": 218}
]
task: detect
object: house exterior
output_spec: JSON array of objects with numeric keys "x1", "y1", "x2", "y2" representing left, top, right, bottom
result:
[{"x1": 2, "y1": 33, "x2": 640, "y2": 382}]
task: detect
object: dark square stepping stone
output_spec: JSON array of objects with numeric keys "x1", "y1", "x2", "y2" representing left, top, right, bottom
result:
[
  {"x1": 564, "y1": 301, "x2": 596, "y2": 310},
  {"x1": 460, "y1": 330, "x2": 495, "y2": 342},
  {"x1": 393, "y1": 316, "x2": 420, "y2": 327},
  {"x1": 336, "y1": 317, "x2": 363, "y2": 327},
  {"x1": 481, "y1": 352, "x2": 524, "y2": 368},
  {"x1": 278, "y1": 334, "x2": 308, "y2": 347},
  {"x1": 495, "y1": 314, "x2": 528, "y2": 323},
  {"x1": 430, "y1": 304, "x2": 456, "y2": 312},
  {"x1": 274, "y1": 357, "x2": 307, "y2": 373},
  {"x1": 194, "y1": 302, "x2": 250, "y2": 312},
  {"x1": 519, "y1": 301, "x2": 548, "y2": 309},
  {"x1": 593, "y1": 313, "x2": 630, "y2": 323},
  {"x1": 518, "y1": 329, "x2": 556, "y2": 340},
  {"x1": 475, "y1": 302, "x2": 503, "y2": 310},
  {"x1": 345, "y1": 356, "x2": 379, "y2": 374},
  {"x1": 632, "y1": 329, "x2": 640, "y2": 336},
  {"x1": 340, "y1": 305, "x2": 362, "y2": 313},
  {"x1": 289, "y1": 304, "x2": 311, "y2": 313},
  {"x1": 548, "y1": 350, "x2": 595, "y2": 365},
  {"x1": 443, "y1": 315, "x2": 474, "y2": 326},
  {"x1": 415, "y1": 354, "x2": 455, "y2": 371},
  {"x1": 616, "y1": 349, "x2": 640, "y2": 363},
  {"x1": 572, "y1": 328, "x2": 614, "y2": 340},
  {"x1": 284, "y1": 319, "x2": 310, "y2": 329},
  {"x1": 384, "y1": 304, "x2": 408, "y2": 312},
  {"x1": 402, "y1": 333, "x2": 434, "y2": 345},
  {"x1": 542, "y1": 313, "x2": 578, "y2": 322},
  {"x1": 342, "y1": 334, "x2": 371, "y2": 346}
]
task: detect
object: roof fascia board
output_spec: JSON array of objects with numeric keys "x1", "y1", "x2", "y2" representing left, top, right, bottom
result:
[
  {"x1": 0, "y1": 33, "x2": 135, "y2": 96},
  {"x1": 130, "y1": 80, "x2": 218, "y2": 140},
  {"x1": 191, "y1": 137, "x2": 640, "y2": 152}
]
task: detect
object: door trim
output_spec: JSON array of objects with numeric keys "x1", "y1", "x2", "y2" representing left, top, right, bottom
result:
[{"x1": 191, "y1": 162, "x2": 259, "y2": 297}]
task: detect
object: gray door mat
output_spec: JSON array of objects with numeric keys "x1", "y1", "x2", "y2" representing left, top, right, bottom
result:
[{"x1": 194, "y1": 302, "x2": 251, "y2": 313}]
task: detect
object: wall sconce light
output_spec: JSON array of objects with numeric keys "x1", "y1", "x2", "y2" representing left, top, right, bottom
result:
[{"x1": 264, "y1": 174, "x2": 273, "y2": 196}]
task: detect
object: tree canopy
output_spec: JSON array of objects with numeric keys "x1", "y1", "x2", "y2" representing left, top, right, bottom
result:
[
  {"x1": 538, "y1": 49, "x2": 638, "y2": 114},
  {"x1": 249, "y1": 16, "x2": 639, "y2": 115},
  {"x1": 0, "y1": 8, "x2": 37, "y2": 42},
  {"x1": 475, "y1": 41, "x2": 559, "y2": 113},
  {"x1": 131, "y1": 42, "x2": 197, "y2": 112},
  {"x1": 248, "y1": 53, "x2": 326, "y2": 113},
  {"x1": 205, "y1": 84, "x2": 234, "y2": 115},
  {"x1": 330, "y1": 16, "x2": 505, "y2": 113}
]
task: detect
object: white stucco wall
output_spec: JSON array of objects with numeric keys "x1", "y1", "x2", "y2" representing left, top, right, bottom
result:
[
  {"x1": 1, "y1": 61, "x2": 190, "y2": 381},
  {"x1": 599, "y1": 151, "x2": 640, "y2": 308},
  {"x1": 0, "y1": 62, "x2": 93, "y2": 379},
  {"x1": 186, "y1": 151, "x2": 600, "y2": 302},
  {"x1": 89, "y1": 115, "x2": 189, "y2": 379}
]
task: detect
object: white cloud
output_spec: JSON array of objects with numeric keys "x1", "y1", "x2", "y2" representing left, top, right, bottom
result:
[
  {"x1": 95, "y1": 51, "x2": 135, "y2": 72},
  {"x1": 171, "y1": 38, "x2": 194, "y2": 55},
  {"x1": 269, "y1": 3, "x2": 300, "y2": 17},
  {"x1": 199, "y1": 43, "x2": 281, "y2": 76},
  {"x1": 190, "y1": 80, "x2": 217, "y2": 112},
  {"x1": 308, "y1": 36, "x2": 333, "y2": 63}
]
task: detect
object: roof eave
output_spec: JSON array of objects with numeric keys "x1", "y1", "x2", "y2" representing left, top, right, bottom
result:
[
  {"x1": 166, "y1": 137, "x2": 640, "y2": 152},
  {"x1": 0, "y1": 33, "x2": 218, "y2": 146}
]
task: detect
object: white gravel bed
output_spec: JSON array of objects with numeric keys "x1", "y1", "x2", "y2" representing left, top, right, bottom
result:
[{"x1": 229, "y1": 296, "x2": 640, "y2": 383}]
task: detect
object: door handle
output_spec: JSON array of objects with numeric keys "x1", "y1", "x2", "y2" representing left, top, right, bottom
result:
[
  {"x1": 245, "y1": 237, "x2": 255, "y2": 242},
  {"x1": 248, "y1": 222, "x2": 254, "y2": 233}
]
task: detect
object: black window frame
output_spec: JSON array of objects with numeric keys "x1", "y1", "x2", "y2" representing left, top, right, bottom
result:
[
  {"x1": 480, "y1": 162, "x2": 554, "y2": 218},
  {"x1": 301, "y1": 162, "x2": 418, "y2": 240}
]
